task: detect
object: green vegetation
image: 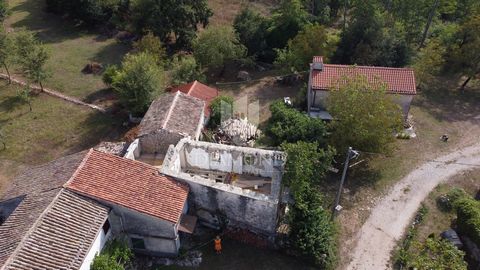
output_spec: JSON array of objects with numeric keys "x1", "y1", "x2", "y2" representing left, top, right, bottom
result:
[
  {"x1": 0, "y1": 28, "x2": 14, "y2": 83},
  {"x1": 209, "y1": 95, "x2": 234, "y2": 128},
  {"x1": 233, "y1": 8, "x2": 270, "y2": 60},
  {"x1": 275, "y1": 24, "x2": 337, "y2": 72},
  {"x1": 327, "y1": 75, "x2": 403, "y2": 153},
  {"x1": 110, "y1": 52, "x2": 164, "y2": 115},
  {"x1": 408, "y1": 237, "x2": 467, "y2": 270},
  {"x1": 193, "y1": 25, "x2": 246, "y2": 70},
  {"x1": 282, "y1": 141, "x2": 336, "y2": 268},
  {"x1": 267, "y1": 101, "x2": 328, "y2": 146},
  {"x1": 0, "y1": 0, "x2": 7, "y2": 22},
  {"x1": 132, "y1": 32, "x2": 167, "y2": 66},
  {"x1": 170, "y1": 55, "x2": 205, "y2": 86},
  {"x1": 91, "y1": 239, "x2": 133, "y2": 270},
  {"x1": 454, "y1": 196, "x2": 480, "y2": 245}
]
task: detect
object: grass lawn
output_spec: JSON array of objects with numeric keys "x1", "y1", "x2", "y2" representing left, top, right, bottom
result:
[
  {"x1": 0, "y1": 82, "x2": 123, "y2": 195},
  {"x1": 158, "y1": 237, "x2": 316, "y2": 270},
  {"x1": 208, "y1": 0, "x2": 274, "y2": 25},
  {"x1": 4, "y1": 0, "x2": 130, "y2": 99}
]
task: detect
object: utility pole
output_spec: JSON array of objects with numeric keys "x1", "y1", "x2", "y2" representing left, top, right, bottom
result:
[{"x1": 331, "y1": 147, "x2": 356, "y2": 220}]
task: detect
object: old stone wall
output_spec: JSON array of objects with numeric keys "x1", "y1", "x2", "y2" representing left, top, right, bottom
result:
[{"x1": 139, "y1": 130, "x2": 184, "y2": 155}]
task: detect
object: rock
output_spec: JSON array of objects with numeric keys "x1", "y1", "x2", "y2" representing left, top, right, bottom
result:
[
  {"x1": 82, "y1": 62, "x2": 104, "y2": 74},
  {"x1": 237, "y1": 70, "x2": 251, "y2": 81}
]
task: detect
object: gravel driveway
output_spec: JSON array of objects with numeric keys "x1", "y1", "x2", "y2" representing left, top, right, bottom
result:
[{"x1": 346, "y1": 142, "x2": 480, "y2": 270}]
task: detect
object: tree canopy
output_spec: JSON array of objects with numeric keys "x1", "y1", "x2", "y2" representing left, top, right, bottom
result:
[
  {"x1": 407, "y1": 237, "x2": 467, "y2": 270},
  {"x1": 327, "y1": 75, "x2": 403, "y2": 153},
  {"x1": 233, "y1": 8, "x2": 270, "y2": 59},
  {"x1": 170, "y1": 55, "x2": 205, "y2": 86},
  {"x1": 111, "y1": 52, "x2": 165, "y2": 115}
]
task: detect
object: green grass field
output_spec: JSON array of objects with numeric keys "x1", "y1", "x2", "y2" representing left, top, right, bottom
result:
[{"x1": 4, "y1": 0, "x2": 130, "y2": 99}]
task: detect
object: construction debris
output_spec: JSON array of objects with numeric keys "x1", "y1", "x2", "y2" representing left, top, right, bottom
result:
[
  {"x1": 215, "y1": 118, "x2": 259, "y2": 146},
  {"x1": 94, "y1": 142, "x2": 128, "y2": 156}
]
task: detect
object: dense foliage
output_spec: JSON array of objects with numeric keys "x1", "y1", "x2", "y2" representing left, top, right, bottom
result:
[
  {"x1": 132, "y1": 32, "x2": 166, "y2": 66},
  {"x1": 454, "y1": 197, "x2": 480, "y2": 245},
  {"x1": 282, "y1": 141, "x2": 336, "y2": 268},
  {"x1": 91, "y1": 239, "x2": 133, "y2": 270},
  {"x1": 45, "y1": 0, "x2": 121, "y2": 26},
  {"x1": 170, "y1": 55, "x2": 205, "y2": 86},
  {"x1": 233, "y1": 8, "x2": 270, "y2": 60},
  {"x1": 275, "y1": 24, "x2": 337, "y2": 72},
  {"x1": 327, "y1": 75, "x2": 403, "y2": 153},
  {"x1": 267, "y1": 101, "x2": 328, "y2": 146},
  {"x1": 209, "y1": 95, "x2": 234, "y2": 128},
  {"x1": 407, "y1": 237, "x2": 467, "y2": 270},
  {"x1": 192, "y1": 25, "x2": 246, "y2": 70},
  {"x1": 0, "y1": 0, "x2": 7, "y2": 22},
  {"x1": 110, "y1": 52, "x2": 164, "y2": 115}
]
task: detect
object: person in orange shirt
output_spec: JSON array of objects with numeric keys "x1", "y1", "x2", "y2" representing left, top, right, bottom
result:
[{"x1": 214, "y1": 235, "x2": 222, "y2": 254}]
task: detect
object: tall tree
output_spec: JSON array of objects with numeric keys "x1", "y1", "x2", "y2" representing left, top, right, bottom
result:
[
  {"x1": 15, "y1": 31, "x2": 50, "y2": 91},
  {"x1": 274, "y1": 24, "x2": 337, "y2": 72},
  {"x1": 193, "y1": 25, "x2": 246, "y2": 73},
  {"x1": 267, "y1": 0, "x2": 310, "y2": 50},
  {"x1": 327, "y1": 75, "x2": 403, "y2": 153},
  {"x1": 233, "y1": 8, "x2": 270, "y2": 59},
  {"x1": 170, "y1": 55, "x2": 205, "y2": 85},
  {"x1": 112, "y1": 52, "x2": 165, "y2": 115},
  {"x1": 131, "y1": 0, "x2": 212, "y2": 49},
  {"x1": 0, "y1": 28, "x2": 14, "y2": 83},
  {"x1": 132, "y1": 32, "x2": 167, "y2": 66}
]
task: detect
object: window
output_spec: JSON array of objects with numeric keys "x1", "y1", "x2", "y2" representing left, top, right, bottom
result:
[
  {"x1": 210, "y1": 151, "x2": 221, "y2": 162},
  {"x1": 131, "y1": 237, "x2": 146, "y2": 250},
  {"x1": 102, "y1": 219, "x2": 110, "y2": 234},
  {"x1": 243, "y1": 154, "x2": 255, "y2": 165}
]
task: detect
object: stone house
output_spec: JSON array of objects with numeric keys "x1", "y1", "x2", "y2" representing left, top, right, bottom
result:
[
  {"x1": 307, "y1": 56, "x2": 417, "y2": 121},
  {"x1": 0, "y1": 149, "x2": 193, "y2": 269},
  {"x1": 133, "y1": 91, "x2": 206, "y2": 166},
  {"x1": 161, "y1": 138, "x2": 286, "y2": 238},
  {"x1": 170, "y1": 80, "x2": 219, "y2": 119}
]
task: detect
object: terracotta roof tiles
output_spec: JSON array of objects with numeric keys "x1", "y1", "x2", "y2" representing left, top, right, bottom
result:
[{"x1": 171, "y1": 81, "x2": 219, "y2": 116}]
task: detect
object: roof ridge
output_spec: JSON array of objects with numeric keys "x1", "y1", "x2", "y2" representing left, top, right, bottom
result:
[
  {"x1": 323, "y1": 63, "x2": 414, "y2": 71},
  {"x1": 162, "y1": 92, "x2": 180, "y2": 129},
  {"x1": 187, "y1": 81, "x2": 198, "y2": 95}
]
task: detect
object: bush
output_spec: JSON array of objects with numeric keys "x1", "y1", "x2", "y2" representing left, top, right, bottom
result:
[
  {"x1": 112, "y1": 52, "x2": 165, "y2": 115},
  {"x1": 407, "y1": 237, "x2": 467, "y2": 269},
  {"x1": 91, "y1": 239, "x2": 133, "y2": 270},
  {"x1": 132, "y1": 32, "x2": 167, "y2": 66},
  {"x1": 233, "y1": 8, "x2": 270, "y2": 59},
  {"x1": 170, "y1": 55, "x2": 205, "y2": 85},
  {"x1": 102, "y1": 65, "x2": 119, "y2": 87},
  {"x1": 267, "y1": 101, "x2": 328, "y2": 146},
  {"x1": 454, "y1": 197, "x2": 480, "y2": 244},
  {"x1": 209, "y1": 95, "x2": 233, "y2": 128}
]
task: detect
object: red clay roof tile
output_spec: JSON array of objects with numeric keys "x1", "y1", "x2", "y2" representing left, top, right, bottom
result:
[
  {"x1": 311, "y1": 56, "x2": 417, "y2": 95},
  {"x1": 65, "y1": 150, "x2": 189, "y2": 224}
]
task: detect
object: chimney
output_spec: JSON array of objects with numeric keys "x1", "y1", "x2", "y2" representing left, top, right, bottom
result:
[{"x1": 312, "y1": 56, "x2": 324, "y2": 71}]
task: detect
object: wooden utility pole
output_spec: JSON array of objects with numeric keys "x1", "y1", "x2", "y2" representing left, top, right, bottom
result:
[{"x1": 331, "y1": 147, "x2": 353, "y2": 220}]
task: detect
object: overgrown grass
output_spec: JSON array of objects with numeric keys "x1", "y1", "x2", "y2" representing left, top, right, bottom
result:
[
  {"x1": 0, "y1": 82, "x2": 123, "y2": 193},
  {"x1": 4, "y1": 0, "x2": 130, "y2": 98}
]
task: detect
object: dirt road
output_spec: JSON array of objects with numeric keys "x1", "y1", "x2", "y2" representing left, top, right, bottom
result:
[{"x1": 346, "y1": 142, "x2": 480, "y2": 270}]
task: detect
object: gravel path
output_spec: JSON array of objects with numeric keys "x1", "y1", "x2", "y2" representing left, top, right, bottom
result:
[{"x1": 346, "y1": 142, "x2": 480, "y2": 270}]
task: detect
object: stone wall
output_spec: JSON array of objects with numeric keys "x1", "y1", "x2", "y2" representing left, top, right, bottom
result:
[
  {"x1": 139, "y1": 130, "x2": 184, "y2": 155},
  {"x1": 161, "y1": 138, "x2": 285, "y2": 236}
]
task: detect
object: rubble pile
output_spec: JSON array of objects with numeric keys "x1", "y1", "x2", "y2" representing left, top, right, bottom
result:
[{"x1": 215, "y1": 118, "x2": 259, "y2": 146}]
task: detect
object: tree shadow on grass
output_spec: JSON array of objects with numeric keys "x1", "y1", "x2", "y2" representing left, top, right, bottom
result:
[
  {"x1": 90, "y1": 41, "x2": 130, "y2": 67},
  {"x1": 415, "y1": 77, "x2": 480, "y2": 123}
]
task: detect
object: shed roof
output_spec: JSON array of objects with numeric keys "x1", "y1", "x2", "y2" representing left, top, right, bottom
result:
[
  {"x1": 0, "y1": 152, "x2": 86, "y2": 267},
  {"x1": 65, "y1": 149, "x2": 189, "y2": 224},
  {"x1": 138, "y1": 92, "x2": 205, "y2": 138},
  {"x1": 171, "y1": 81, "x2": 219, "y2": 116},
  {"x1": 311, "y1": 56, "x2": 417, "y2": 95},
  {"x1": 3, "y1": 190, "x2": 109, "y2": 270}
]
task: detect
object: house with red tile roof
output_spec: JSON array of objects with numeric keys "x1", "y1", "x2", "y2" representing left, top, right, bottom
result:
[
  {"x1": 307, "y1": 56, "x2": 417, "y2": 120},
  {"x1": 170, "y1": 81, "x2": 219, "y2": 117},
  {"x1": 65, "y1": 149, "x2": 193, "y2": 256}
]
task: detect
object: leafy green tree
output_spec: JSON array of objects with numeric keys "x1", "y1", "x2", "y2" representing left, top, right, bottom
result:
[
  {"x1": 233, "y1": 8, "x2": 270, "y2": 59},
  {"x1": 14, "y1": 31, "x2": 50, "y2": 91},
  {"x1": 267, "y1": 0, "x2": 310, "y2": 50},
  {"x1": 448, "y1": 12, "x2": 480, "y2": 90},
  {"x1": 193, "y1": 25, "x2": 246, "y2": 71},
  {"x1": 413, "y1": 39, "x2": 446, "y2": 87},
  {"x1": 46, "y1": 0, "x2": 120, "y2": 26},
  {"x1": 0, "y1": 28, "x2": 15, "y2": 83},
  {"x1": 267, "y1": 101, "x2": 328, "y2": 146},
  {"x1": 327, "y1": 75, "x2": 403, "y2": 153},
  {"x1": 282, "y1": 141, "x2": 336, "y2": 268},
  {"x1": 131, "y1": 0, "x2": 212, "y2": 49},
  {"x1": 112, "y1": 52, "x2": 164, "y2": 115},
  {"x1": 16, "y1": 85, "x2": 32, "y2": 112},
  {"x1": 408, "y1": 237, "x2": 467, "y2": 270},
  {"x1": 91, "y1": 239, "x2": 133, "y2": 270},
  {"x1": 132, "y1": 32, "x2": 167, "y2": 66},
  {"x1": 170, "y1": 55, "x2": 205, "y2": 85},
  {"x1": 274, "y1": 24, "x2": 337, "y2": 72},
  {"x1": 209, "y1": 95, "x2": 234, "y2": 128}
]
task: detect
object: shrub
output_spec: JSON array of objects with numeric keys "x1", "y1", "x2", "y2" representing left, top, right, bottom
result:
[
  {"x1": 454, "y1": 197, "x2": 480, "y2": 244},
  {"x1": 102, "y1": 65, "x2": 119, "y2": 87},
  {"x1": 91, "y1": 239, "x2": 133, "y2": 270},
  {"x1": 209, "y1": 95, "x2": 233, "y2": 128},
  {"x1": 132, "y1": 32, "x2": 166, "y2": 66},
  {"x1": 408, "y1": 237, "x2": 467, "y2": 270},
  {"x1": 233, "y1": 8, "x2": 270, "y2": 59},
  {"x1": 170, "y1": 55, "x2": 205, "y2": 86},
  {"x1": 267, "y1": 101, "x2": 328, "y2": 146}
]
